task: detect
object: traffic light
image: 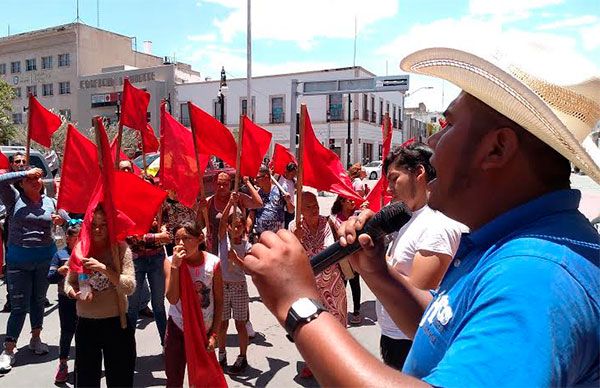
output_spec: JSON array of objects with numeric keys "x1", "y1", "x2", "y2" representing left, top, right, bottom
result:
[{"x1": 329, "y1": 138, "x2": 335, "y2": 149}]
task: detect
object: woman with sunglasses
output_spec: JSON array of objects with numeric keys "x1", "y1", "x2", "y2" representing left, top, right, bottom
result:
[{"x1": 0, "y1": 167, "x2": 66, "y2": 372}]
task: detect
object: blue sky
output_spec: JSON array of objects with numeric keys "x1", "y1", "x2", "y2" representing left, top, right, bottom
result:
[{"x1": 2, "y1": 0, "x2": 599, "y2": 111}]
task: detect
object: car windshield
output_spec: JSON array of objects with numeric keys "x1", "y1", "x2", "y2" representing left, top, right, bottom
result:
[
  {"x1": 133, "y1": 153, "x2": 160, "y2": 169},
  {"x1": 364, "y1": 161, "x2": 381, "y2": 167}
]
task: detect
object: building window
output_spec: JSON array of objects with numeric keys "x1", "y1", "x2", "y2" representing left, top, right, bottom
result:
[
  {"x1": 11, "y1": 61, "x2": 20, "y2": 74},
  {"x1": 270, "y1": 96, "x2": 284, "y2": 124},
  {"x1": 370, "y1": 96, "x2": 376, "y2": 123},
  {"x1": 378, "y1": 144, "x2": 383, "y2": 160},
  {"x1": 241, "y1": 97, "x2": 256, "y2": 121},
  {"x1": 13, "y1": 87, "x2": 21, "y2": 99},
  {"x1": 328, "y1": 94, "x2": 343, "y2": 121},
  {"x1": 42, "y1": 56, "x2": 53, "y2": 70},
  {"x1": 12, "y1": 113, "x2": 23, "y2": 124},
  {"x1": 392, "y1": 105, "x2": 397, "y2": 128},
  {"x1": 59, "y1": 81, "x2": 70, "y2": 95},
  {"x1": 26, "y1": 85, "x2": 37, "y2": 97},
  {"x1": 362, "y1": 94, "x2": 369, "y2": 121},
  {"x1": 58, "y1": 53, "x2": 70, "y2": 67},
  {"x1": 379, "y1": 99, "x2": 384, "y2": 124},
  {"x1": 25, "y1": 58, "x2": 37, "y2": 71},
  {"x1": 362, "y1": 142, "x2": 373, "y2": 164},
  {"x1": 42, "y1": 83, "x2": 53, "y2": 96},
  {"x1": 0, "y1": 63, "x2": 5, "y2": 75},
  {"x1": 180, "y1": 103, "x2": 190, "y2": 127},
  {"x1": 59, "y1": 109, "x2": 71, "y2": 121},
  {"x1": 213, "y1": 98, "x2": 225, "y2": 123}
]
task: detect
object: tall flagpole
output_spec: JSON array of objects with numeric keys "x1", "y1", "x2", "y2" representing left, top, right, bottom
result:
[
  {"x1": 234, "y1": 115, "x2": 244, "y2": 193},
  {"x1": 247, "y1": 0, "x2": 252, "y2": 120},
  {"x1": 295, "y1": 104, "x2": 307, "y2": 225},
  {"x1": 187, "y1": 102, "x2": 210, "y2": 234},
  {"x1": 25, "y1": 94, "x2": 32, "y2": 165},
  {"x1": 382, "y1": 113, "x2": 391, "y2": 208}
]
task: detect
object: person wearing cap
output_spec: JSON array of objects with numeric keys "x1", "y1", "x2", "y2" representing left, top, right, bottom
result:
[{"x1": 235, "y1": 47, "x2": 600, "y2": 386}]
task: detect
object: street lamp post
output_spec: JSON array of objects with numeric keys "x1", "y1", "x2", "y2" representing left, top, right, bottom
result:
[{"x1": 216, "y1": 66, "x2": 228, "y2": 168}]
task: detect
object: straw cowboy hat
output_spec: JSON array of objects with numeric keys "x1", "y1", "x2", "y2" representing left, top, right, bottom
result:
[{"x1": 400, "y1": 47, "x2": 600, "y2": 185}]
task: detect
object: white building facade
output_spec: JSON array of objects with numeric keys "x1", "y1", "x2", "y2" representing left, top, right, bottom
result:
[{"x1": 176, "y1": 67, "x2": 407, "y2": 167}]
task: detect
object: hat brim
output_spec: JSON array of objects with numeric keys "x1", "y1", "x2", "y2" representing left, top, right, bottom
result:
[{"x1": 400, "y1": 47, "x2": 600, "y2": 185}]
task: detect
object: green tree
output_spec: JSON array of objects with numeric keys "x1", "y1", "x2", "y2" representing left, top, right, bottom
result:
[{"x1": 0, "y1": 79, "x2": 17, "y2": 144}]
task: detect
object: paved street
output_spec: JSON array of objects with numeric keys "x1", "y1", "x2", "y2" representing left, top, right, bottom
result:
[{"x1": 0, "y1": 175, "x2": 598, "y2": 387}]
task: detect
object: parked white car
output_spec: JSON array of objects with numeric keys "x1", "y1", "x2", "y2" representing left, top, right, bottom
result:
[{"x1": 363, "y1": 160, "x2": 383, "y2": 180}]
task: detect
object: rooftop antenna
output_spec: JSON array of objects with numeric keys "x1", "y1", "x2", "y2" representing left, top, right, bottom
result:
[
  {"x1": 352, "y1": 15, "x2": 357, "y2": 67},
  {"x1": 97, "y1": 0, "x2": 100, "y2": 27},
  {"x1": 7, "y1": 24, "x2": 10, "y2": 36},
  {"x1": 76, "y1": 0, "x2": 80, "y2": 22}
]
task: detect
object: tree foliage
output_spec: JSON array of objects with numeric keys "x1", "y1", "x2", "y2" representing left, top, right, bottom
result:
[{"x1": 0, "y1": 79, "x2": 17, "y2": 144}]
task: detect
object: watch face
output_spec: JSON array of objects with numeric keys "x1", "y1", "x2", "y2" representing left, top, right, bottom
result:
[{"x1": 293, "y1": 298, "x2": 318, "y2": 318}]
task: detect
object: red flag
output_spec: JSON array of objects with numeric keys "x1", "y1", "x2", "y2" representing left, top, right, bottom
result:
[
  {"x1": 57, "y1": 124, "x2": 100, "y2": 214},
  {"x1": 69, "y1": 119, "x2": 166, "y2": 273},
  {"x1": 179, "y1": 261, "x2": 227, "y2": 387},
  {"x1": 70, "y1": 118, "x2": 135, "y2": 273},
  {"x1": 188, "y1": 102, "x2": 237, "y2": 167},
  {"x1": 142, "y1": 123, "x2": 160, "y2": 153},
  {"x1": 28, "y1": 94, "x2": 62, "y2": 148},
  {"x1": 367, "y1": 116, "x2": 393, "y2": 212},
  {"x1": 240, "y1": 116, "x2": 272, "y2": 177},
  {"x1": 438, "y1": 117, "x2": 447, "y2": 129},
  {"x1": 0, "y1": 152, "x2": 9, "y2": 170},
  {"x1": 160, "y1": 101, "x2": 209, "y2": 208},
  {"x1": 302, "y1": 108, "x2": 363, "y2": 203},
  {"x1": 402, "y1": 138, "x2": 416, "y2": 147},
  {"x1": 120, "y1": 79, "x2": 150, "y2": 131},
  {"x1": 271, "y1": 143, "x2": 297, "y2": 176}
]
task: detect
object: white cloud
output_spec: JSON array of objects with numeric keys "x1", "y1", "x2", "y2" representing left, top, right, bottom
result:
[
  {"x1": 581, "y1": 23, "x2": 600, "y2": 51},
  {"x1": 187, "y1": 33, "x2": 218, "y2": 42},
  {"x1": 469, "y1": 0, "x2": 563, "y2": 17},
  {"x1": 374, "y1": 13, "x2": 599, "y2": 110},
  {"x1": 537, "y1": 15, "x2": 598, "y2": 30},
  {"x1": 199, "y1": 0, "x2": 398, "y2": 50}
]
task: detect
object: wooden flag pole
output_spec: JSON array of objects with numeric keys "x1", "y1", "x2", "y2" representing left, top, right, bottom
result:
[
  {"x1": 141, "y1": 131, "x2": 148, "y2": 173},
  {"x1": 234, "y1": 115, "x2": 245, "y2": 193},
  {"x1": 92, "y1": 116, "x2": 127, "y2": 329},
  {"x1": 114, "y1": 123, "x2": 124, "y2": 169},
  {"x1": 25, "y1": 94, "x2": 32, "y2": 165},
  {"x1": 295, "y1": 104, "x2": 307, "y2": 226},
  {"x1": 188, "y1": 102, "x2": 210, "y2": 234},
  {"x1": 382, "y1": 113, "x2": 391, "y2": 209}
]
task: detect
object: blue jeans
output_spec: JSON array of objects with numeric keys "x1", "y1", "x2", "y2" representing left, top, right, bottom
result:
[
  {"x1": 5, "y1": 259, "x2": 51, "y2": 343},
  {"x1": 127, "y1": 252, "x2": 166, "y2": 345}
]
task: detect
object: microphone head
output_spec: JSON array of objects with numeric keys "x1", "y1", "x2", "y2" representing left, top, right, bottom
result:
[{"x1": 365, "y1": 201, "x2": 412, "y2": 236}]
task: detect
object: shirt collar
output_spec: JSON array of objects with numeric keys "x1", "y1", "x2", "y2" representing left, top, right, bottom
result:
[{"x1": 465, "y1": 189, "x2": 581, "y2": 249}]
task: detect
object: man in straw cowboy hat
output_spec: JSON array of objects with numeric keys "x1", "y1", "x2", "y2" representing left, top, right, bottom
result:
[{"x1": 235, "y1": 47, "x2": 600, "y2": 386}]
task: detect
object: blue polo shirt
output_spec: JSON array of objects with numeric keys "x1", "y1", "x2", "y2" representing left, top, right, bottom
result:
[{"x1": 403, "y1": 189, "x2": 600, "y2": 386}]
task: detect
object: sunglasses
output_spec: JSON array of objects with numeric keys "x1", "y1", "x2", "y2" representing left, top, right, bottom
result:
[{"x1": 12, "y1": 160, "x2": 26, "y2": 164}]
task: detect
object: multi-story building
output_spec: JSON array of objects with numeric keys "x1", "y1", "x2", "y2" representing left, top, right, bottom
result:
[
  {"x1": 404, "y1": 102, "x2": 443, "y2": 141},
  {"x1": 0, "y1": 23, "x2": 200, "y2": 132},
  {"x1": 176, "y1": 67, "x2": 406, "y2": 166}
]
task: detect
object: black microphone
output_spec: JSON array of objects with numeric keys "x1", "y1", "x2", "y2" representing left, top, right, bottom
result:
[{"x1": 311, "y1": 202, "x2": 412, "y2": 275}]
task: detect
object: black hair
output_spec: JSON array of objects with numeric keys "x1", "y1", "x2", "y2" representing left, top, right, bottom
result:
[
  {"x1": 331, "y1": 195, "x2": 344, "y2": 215},
  {"x1": 258, "y1": 165, "x2": 270, "y2": 176},
  {"x1": 382, "y1": 142, "x2": 436, "y2": 182},
  {"x1": 9, "y1": 152, "x2": 25, "y2": 163},
  {"x1": 285, "y1": 162, "x2": 298, "y2": 172},
  {"x1": 66, "y1": 224, "x2": 82, "y2": 237},
  {"x1": 172, "y1": 221, "x2": 203, "y2": 239}
]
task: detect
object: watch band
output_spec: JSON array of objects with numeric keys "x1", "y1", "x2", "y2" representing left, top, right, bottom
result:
[{"x1": 284, "y1": 298, "x2": 326, "y2": 342}]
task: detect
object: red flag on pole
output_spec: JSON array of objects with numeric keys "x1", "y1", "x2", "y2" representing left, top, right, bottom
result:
[
  {"x1": 366, "y1": 116, "x2": 394, "y2": 212},
  {"x1": 57, "y1": 124, "x2": 100, "y2": 214},
  {"x1": 240, "y1": 116, "x2": 272, "y2": 177},
  {"x1": 28, "y1": 94, "x2": 62, "y2": 148},
  {"x1": 179, "y1": 261, "x2": 227, "y2": 387},
  {"x1": 142, "y1": 123, "x2": 160, "y2": 152},
  {"x1": 301, "y1": 109, "x2": 363, "y2": 203},
  {"x1": 120, "y1": 79, "x2": 150, "y2": 131},
  {"x1": 270, "y1": 143, "x2": 297, "y2": 175},
  {"x1": 160, "y1": 102, "x2": 209, "y2": 208},
  {"x1": 187, "y1": 102, "x2": 237, "y2": 167},
  {"x1": 0, "y1": 152, "x2": 10, "y2": 170}
]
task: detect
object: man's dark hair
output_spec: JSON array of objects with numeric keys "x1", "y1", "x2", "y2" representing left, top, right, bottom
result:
[
  {"x1": 286, "y1": 162, "x2": 298, "y2": 172},
  {"x1": 9, "y1": 152, "x2": 25, "y2": 163},
  {"x1": 383, "y1": 142, "x2": 436, "y2": 182},
  {"x1": 258, "y1": 165, "x2": 270, "y2": 176}
]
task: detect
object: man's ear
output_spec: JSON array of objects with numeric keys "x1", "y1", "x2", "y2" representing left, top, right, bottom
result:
[
  {"x1": 414, "y1": 164, "x2": 427, "y2": 183},
  {"x1": 479, "y1": 127, "x2": 520, "y2": 171}
]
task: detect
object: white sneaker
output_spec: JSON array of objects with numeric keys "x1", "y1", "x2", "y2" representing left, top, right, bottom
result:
[
  {"x1": 246, "y1": 321, "x2": 256, "y2": 338},
  {"x1": 0, "y1": 350, "x2": 15, "y2": 373},
  {"x1": 29, "y1": 337, "x2": 49, "y2": 355}
]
